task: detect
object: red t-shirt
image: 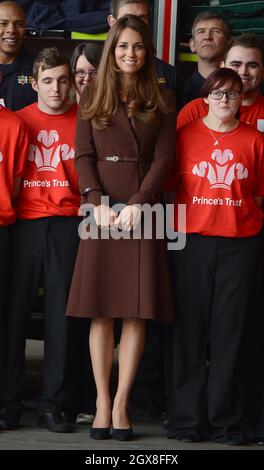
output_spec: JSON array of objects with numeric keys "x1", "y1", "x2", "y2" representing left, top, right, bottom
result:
[
  {"x1": 0, "y1": 106, "x2": 29, "y2": 225},
  {"x1": 16, "y1": 103, "x2": 80, "y2": 219},
  {"x1": 177, "y1": 95, "x2": 264, "y2": 130},
  {"x1": 169, "y1": 119, "x2": 264, "y2": 237}
]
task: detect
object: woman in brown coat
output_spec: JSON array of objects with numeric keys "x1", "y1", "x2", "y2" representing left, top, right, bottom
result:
[{"x1": 66, "y1": 14, "x2": 176, "y2": 440}]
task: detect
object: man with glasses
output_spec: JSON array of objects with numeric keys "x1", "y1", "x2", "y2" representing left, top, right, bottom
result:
[{"x1": 177, "y1": 34, "x2": 264, "y2": 130}]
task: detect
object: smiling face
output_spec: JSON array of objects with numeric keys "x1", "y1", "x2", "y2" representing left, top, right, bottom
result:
[
  {"x1": 0, "y1": 3, "x2": 25, "y2": 63},
  {"x1": 114, "y1": 27, "x2": 146, "y2": 77},
  {"x1": 73, "y1": 54, "x2": 96, "y2": 101},
  {"x1": 190, "y1": 19, "x2": 228, "y2": 63},
  {"x1": 223, "y1": 46, "x2": 264, "y2": 97},
  {"x1": 32, "y1": 64, "x2": 72, "y2": 114}
]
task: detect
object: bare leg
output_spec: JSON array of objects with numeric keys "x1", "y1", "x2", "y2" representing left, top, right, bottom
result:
[
  {"x1": 89, "y1": 318, "x2": 114, "y2": 428},
  {"x1": 112, "y1": 318, "x2": 146, "y2": 429}
]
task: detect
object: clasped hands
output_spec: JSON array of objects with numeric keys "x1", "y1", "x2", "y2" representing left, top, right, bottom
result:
[{"x1": 93, "y1": 204, "x2": 141, "y2": 231}]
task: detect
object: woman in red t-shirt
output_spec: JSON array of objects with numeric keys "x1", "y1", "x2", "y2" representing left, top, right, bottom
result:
[{"x1": 167, "y1": 68, "x2": 264, "y2": 445}]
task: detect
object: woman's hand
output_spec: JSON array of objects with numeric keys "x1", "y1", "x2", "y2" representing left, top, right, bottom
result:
[
  {"x1": 115, "y1": 205, "x2": 141, "y2": 232},
  {"x1": 93, "y1": 204, "x2": 117, "y2": 228}
]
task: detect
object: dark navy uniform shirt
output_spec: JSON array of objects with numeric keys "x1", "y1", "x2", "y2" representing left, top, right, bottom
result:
[
  {"x1": 155, "y1": 57, "x2": 185, "y2": 112},
  {"x1": 184, "y1": 68, "x2": 205, "y2": 104},
  {"x1": 0, "y1": 48, "x2": 37, "y2": 111}
]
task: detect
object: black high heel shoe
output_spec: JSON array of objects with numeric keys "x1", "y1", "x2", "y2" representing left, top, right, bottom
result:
[
  {"x1": 90, "y1": 427, "x2": 111, "y2": 440},
  {"x1": 112, "y1": 427, "x2": 133, "y2": 441}
]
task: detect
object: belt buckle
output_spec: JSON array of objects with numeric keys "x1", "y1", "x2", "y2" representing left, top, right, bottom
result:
[{"x1": 106, "y1": 155, "x2": 119, "y2": 162}]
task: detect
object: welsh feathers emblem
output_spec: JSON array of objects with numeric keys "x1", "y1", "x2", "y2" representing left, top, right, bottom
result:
[
  {"x1": 192, "y1": 148, "x2": 248, "y2": 190},
  {"x1": 28, "y1": 130, "x2": 75, "y2": 172}
]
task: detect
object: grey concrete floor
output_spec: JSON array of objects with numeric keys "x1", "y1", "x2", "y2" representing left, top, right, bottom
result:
[{"x1": 0, "y1": 340, "x2": 262, "y2": 454}]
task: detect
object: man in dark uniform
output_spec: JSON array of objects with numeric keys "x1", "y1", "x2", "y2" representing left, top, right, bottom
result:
[
  {"x1": 0, "y1": 1, "x2": 36, "y2": 110},
  {"x1": 184, "y1": 11, "x2": 231, "y2": 104}
]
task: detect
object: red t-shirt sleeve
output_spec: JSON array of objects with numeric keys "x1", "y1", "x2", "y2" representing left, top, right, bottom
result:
[
  {"x1": 177, "y1": 98, "x2": 208, "y2": 129},
  {"x1": 14, "y1": 118, "x2": 29, "y2": 178},
  {"x1": 254, "y1": 133, "x2": 264, "y2": 196}
]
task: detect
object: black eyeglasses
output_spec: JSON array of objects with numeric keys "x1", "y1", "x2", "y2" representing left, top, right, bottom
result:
[
  {"x1": 73, "y1": 69, "x2": 97, "y2": 79},
  {"x1": 210, "y1": 90, "x2": 240, "y2": 100}
]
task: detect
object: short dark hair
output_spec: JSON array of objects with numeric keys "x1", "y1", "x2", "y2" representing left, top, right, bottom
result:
[
  {"x1": 225, "y1": 34, "x2": 264, "y2": 64},
  {"x1": 109, "y1": 0, "x2": 151, "y2": 18},
  {"x1": 201, "y1": 68, "x2": 243, "y2": 97},
  {"x1": 192, "y1": 11, "x2": 232, "y2": 39},
  {"x1": 71, "y1": 42, "x2": 103, "y2": 71},
  {"x1": 33, "y1": 47, "x2": 71, "y2": 80},
  {"x1": 0, "y1": 1, "x2": 25, "y2": 19}
]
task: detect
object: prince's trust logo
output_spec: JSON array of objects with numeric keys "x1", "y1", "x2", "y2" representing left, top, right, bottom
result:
[
  {"x1": 28, "y1": 130, "x2": 75, "y2": 172},
  {"x1": 192, "y1": 148, "x2": 248, "y2": 191}
]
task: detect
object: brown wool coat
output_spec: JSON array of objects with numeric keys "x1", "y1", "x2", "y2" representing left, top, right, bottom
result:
[{"x1": 66, "y1": 88, "x2": 176, "y2": 321}]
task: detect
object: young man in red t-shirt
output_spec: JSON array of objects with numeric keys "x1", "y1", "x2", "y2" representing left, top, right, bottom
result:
[
  {"x1": 0, "y1": 47, "x2": 80, "y2": 433},
  {"x1": 0, "y1": 105, "x2": 29, "y2": 413}
]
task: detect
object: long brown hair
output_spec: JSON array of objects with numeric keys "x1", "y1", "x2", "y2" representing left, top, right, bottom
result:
[{"x1": 81, "y1": 14, "x2": 169, "y2": 129}]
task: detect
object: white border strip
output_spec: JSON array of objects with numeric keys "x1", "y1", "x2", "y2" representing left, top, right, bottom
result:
[
  {"x1": 169, "y1": 0, "x2": 178, "y2": 65},
  {"x1": 156, "y1": 0, "x2": 165, "y2": 60}
]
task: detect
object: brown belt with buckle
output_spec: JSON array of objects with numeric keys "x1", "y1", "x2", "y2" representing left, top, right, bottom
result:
[{"x1": 98, "y1": 156, "x2": 151, "y2": 163}]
